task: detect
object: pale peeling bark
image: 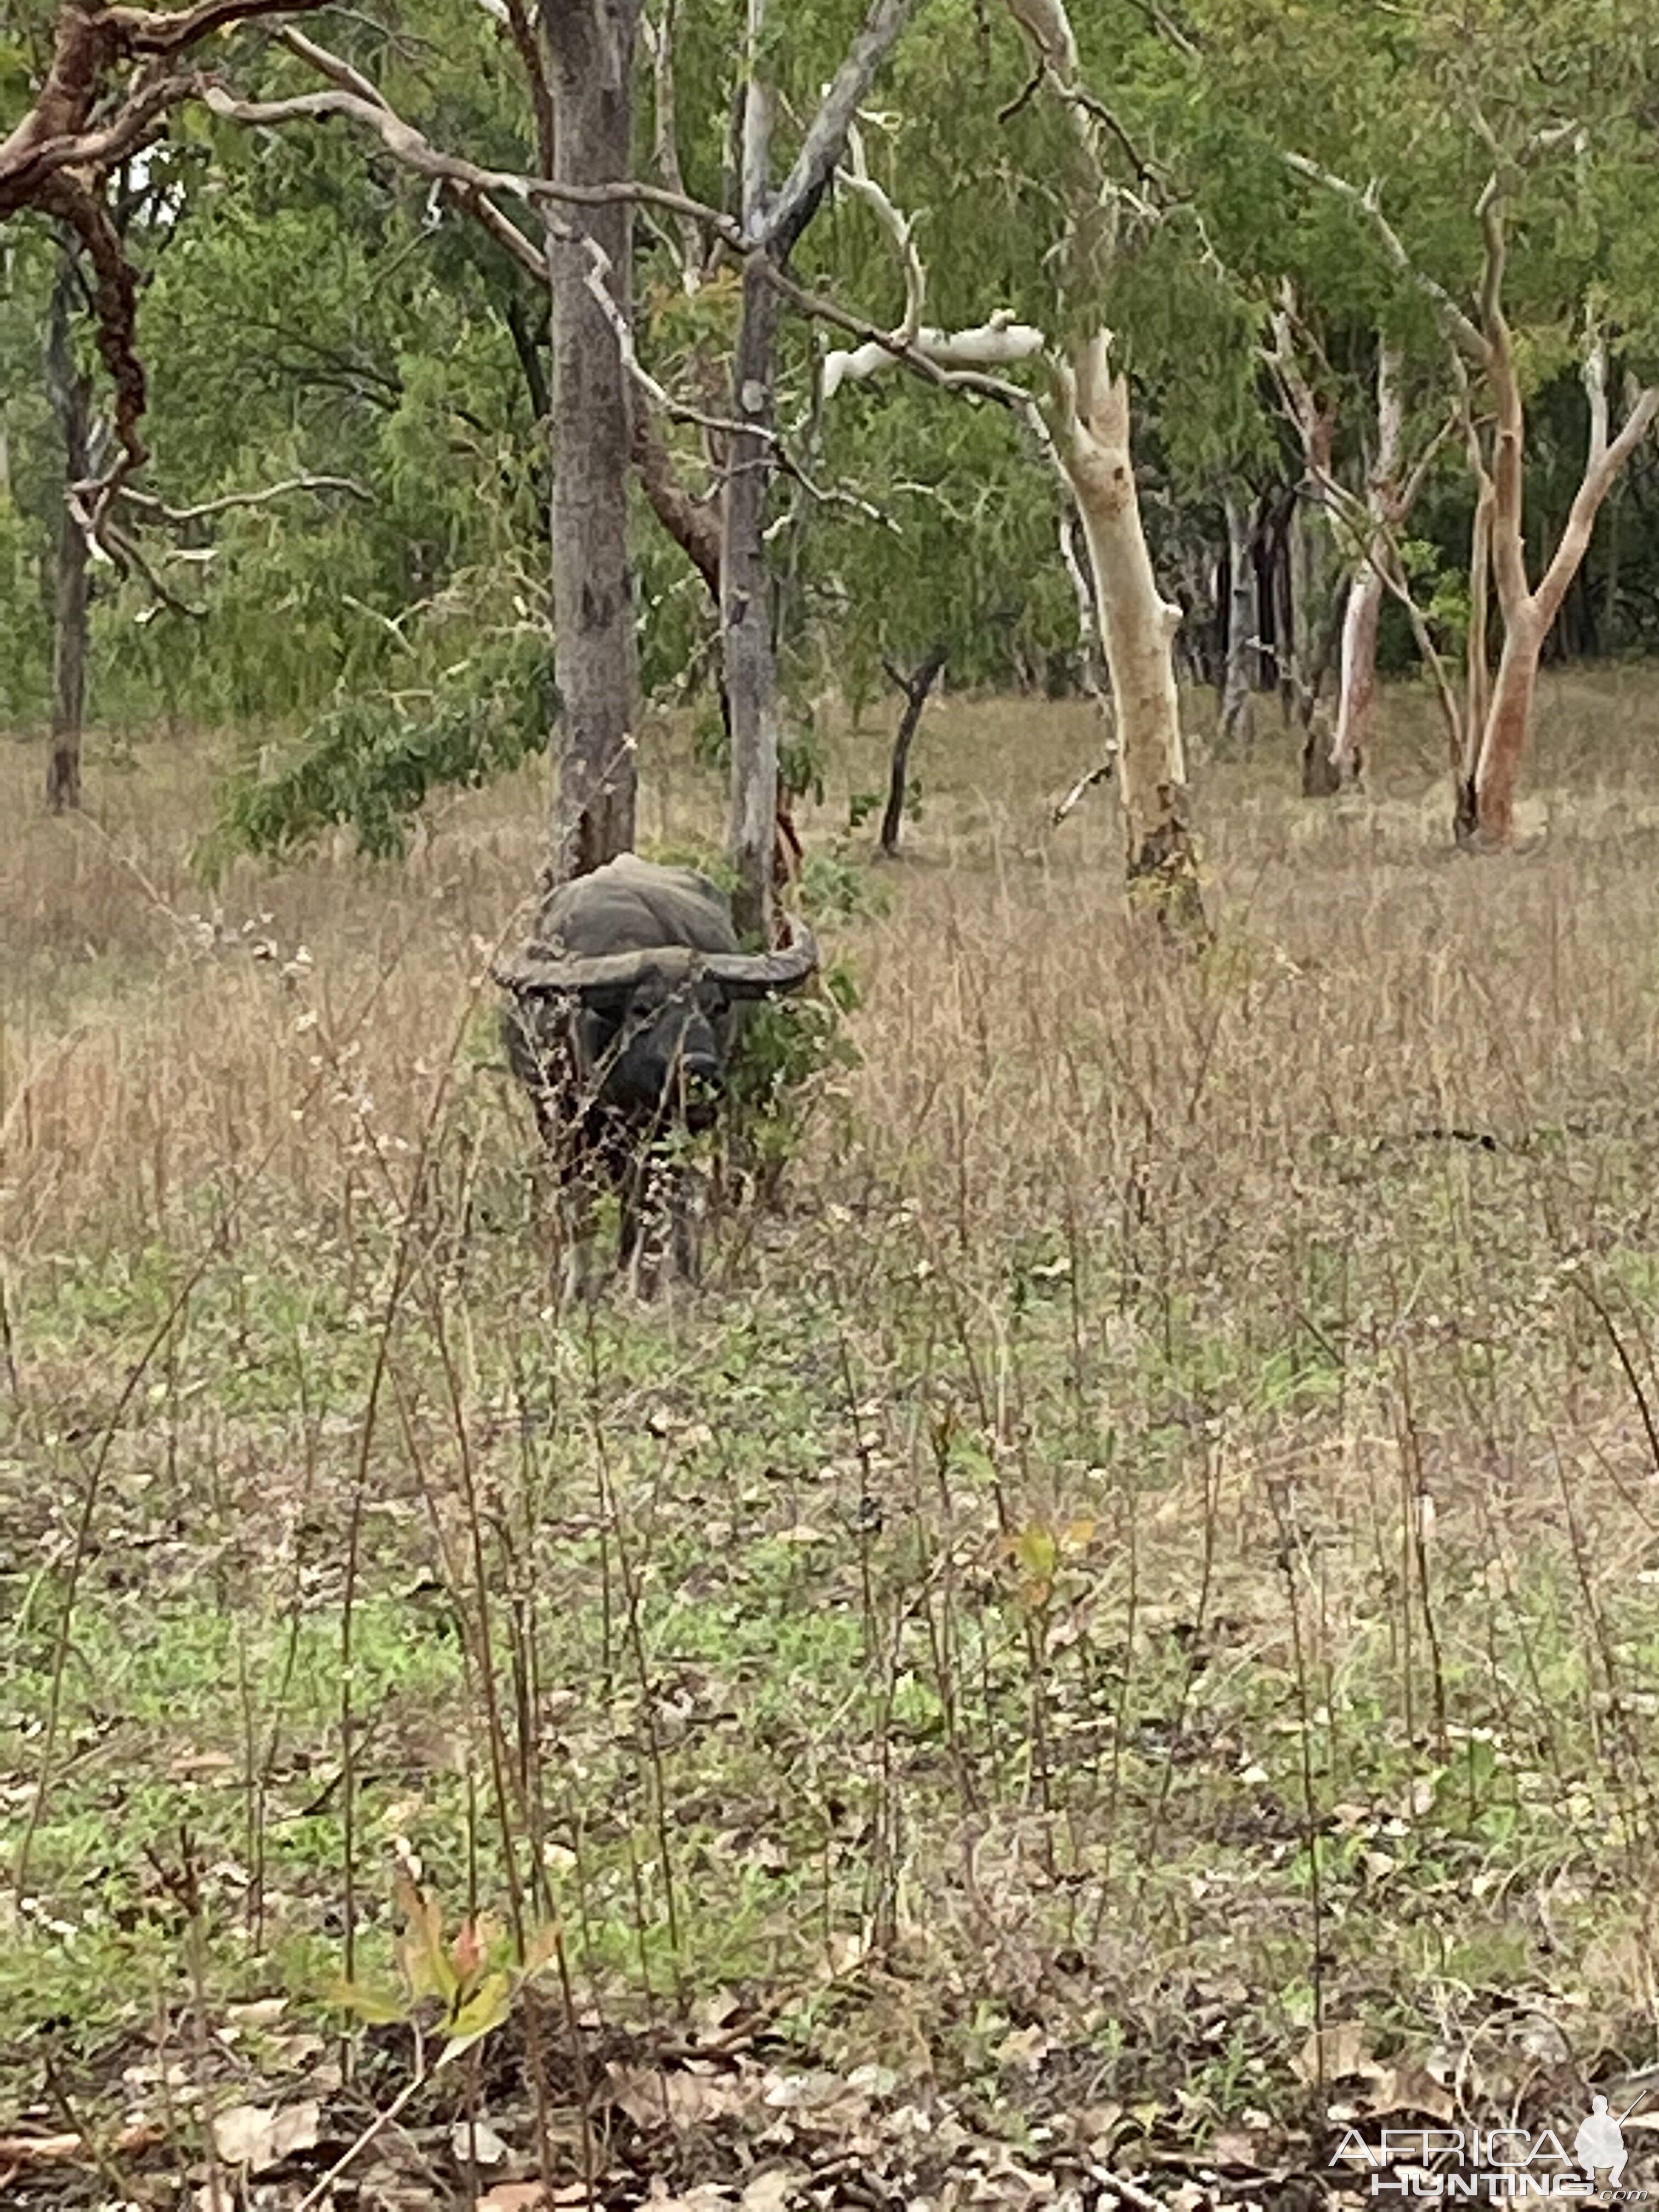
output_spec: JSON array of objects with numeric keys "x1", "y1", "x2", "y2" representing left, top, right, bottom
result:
[
  {"x1": 544, "y1": 0, "x2": 643, "y2": 880},
  {"x1": 1329, "y1": 564, "x2": 1383, "y2": 786},
  {"x1": 996, "y1": 0, "x2": 1198, "y2": 912},
  {"x1": 1058, "y1": 334, "x2": 1199, "y2": 924},
  {"x1": 1466, "y1": 326, "x2": 1656, "y2": 845},
  {"x1": 822, "y1": 318, "x2": 1043, "y2": 397},
  {"x1": 1289, "y1": 150, "x2": 1657, "y2": 847},
  {"x1": 1328, "y1": 336, "x2": 1404, "y2": 786}
]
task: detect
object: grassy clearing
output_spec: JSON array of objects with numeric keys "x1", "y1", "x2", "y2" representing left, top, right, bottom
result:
[{"x1": 4, "y1": 672, "x2": 1659, "y2": 2198}]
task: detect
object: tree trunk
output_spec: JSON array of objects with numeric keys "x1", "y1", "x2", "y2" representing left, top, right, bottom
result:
[
  {"x1": 1217, "y1": 484, "x2": 1255, "y2": 747},
  {"x1": 543, "y1": 0, "x2": 642, "y2": 881},
  {"x1": 1287, "y1": 489, "x2": 1330, "y2": 710},
  {"x1": 1468, "y1": 618, "x2": 1541, "y2": 847},
  {"x1": 44, "y1": 247, "x2": 90, "y2": 814},
  {"x1": 633, "y1": 403, "x2": 803, "y2": 895},
  {"x1": 1464, "y1": 334, "x2": 1656, "y2": 847},
  {"x1": 1327, "y1": 561, "x2": 1383, "y2": 787},
  {"x1": 723, "y1": 253, "x2": 782, "y2": 941},
  {"x1": 1059, "y1": 334, "x2": 1201, "y2": 928},
  {"x1": 49, "y1": 478, "x2": 89, "y2": 812},
  {"x1": 1602, "y1": 482, "x2": 1623, "y2": 651},
  {"x1": 878, "y1": 644, "x2": 946, "y2": 855},
  {"x1": 1251, "y1": 521, "x2": 1280, "y2": 697}
]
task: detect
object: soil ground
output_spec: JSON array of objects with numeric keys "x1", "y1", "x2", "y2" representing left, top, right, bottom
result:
[{"x1": 4, "y1": 673, "x2": 1659, "y2": 2207}]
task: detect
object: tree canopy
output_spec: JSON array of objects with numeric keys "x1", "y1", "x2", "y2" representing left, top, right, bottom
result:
[{"x1": 5, "y1": 0, "x2": 1659, "y2": 851}]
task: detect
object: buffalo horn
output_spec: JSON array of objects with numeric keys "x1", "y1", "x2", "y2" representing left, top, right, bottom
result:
[
  {"x1": 492, "y1": 944, "x2": 699, "y2": 996},
  {"x1": 702, "y1": 918, "x2": 819, "y2": 998}
]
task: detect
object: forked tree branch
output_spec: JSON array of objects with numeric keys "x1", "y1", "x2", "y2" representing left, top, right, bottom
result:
[
  {"x1": 106, "y1": 0, "x2": 332, "y2": 53},
  {"x1": 0, "y1": 0, "x2": 341, "y2": 213},
  {"x1": 1282, "y1": 153, "x2": 1488, "y2": 365},
  {"x1": 836, "y1": 121, "x2": 926, "y2": 345},
  {"x1": 1533, "y1": 337, "x2": 1659, "y2": 629},
  {"x1": 771, "y1": 262, "x2": 1041, "y2": 408},
  {"x1": 203, "y1": 81, "x2": 746, "y2": 245},
  {"x1": 762, "y1": 0, "x2": 920, "y2": 256},
  {"x1": 0, "y1": 69, "x2": 204, "y2": 211},
  {"x1": 36, "y1": 173, "x2": 149, "y2": 530}
]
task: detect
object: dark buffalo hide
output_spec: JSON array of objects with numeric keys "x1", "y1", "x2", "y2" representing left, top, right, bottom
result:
[{"x1": 496, "y1": 854, "x2": 817, "y2": 1289}]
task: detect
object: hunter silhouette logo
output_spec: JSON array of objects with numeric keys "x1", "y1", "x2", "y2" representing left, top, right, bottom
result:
[
  {"x1": 1331, "y1": 2086, "x2": 1652, "y2": 2199},
  {"x1": 1576, "y1": 2097, "x2": 1630, "y2": 2190}
]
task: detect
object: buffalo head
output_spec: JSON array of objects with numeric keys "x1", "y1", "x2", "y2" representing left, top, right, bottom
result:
[{"x1": 494, "y1": 857, "x2": 819, "y2": 1295}]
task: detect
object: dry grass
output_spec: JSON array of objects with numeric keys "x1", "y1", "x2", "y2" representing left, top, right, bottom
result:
[
  {"x1": 5, "y1": 665, "x2": 1658, "y2": 1245},
  {"x1": 5, "y1": 666, "x2": 1659, "y2": 2187}
]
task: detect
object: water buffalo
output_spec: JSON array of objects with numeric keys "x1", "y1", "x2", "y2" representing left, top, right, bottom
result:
[{"x1": 495, "y1": 853, "x2": 819, "y2": 1289}]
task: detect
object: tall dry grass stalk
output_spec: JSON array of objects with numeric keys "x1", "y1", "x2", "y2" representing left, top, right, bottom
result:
[{"x1": 7, "y1": 667, "x2": 1659, "y2": 2128}]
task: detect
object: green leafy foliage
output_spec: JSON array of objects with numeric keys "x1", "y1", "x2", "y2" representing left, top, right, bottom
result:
[
  {"x1": 332, "y1": 1867, "x2": 557, "y2": 2065},
  {"x1": 201, "y1": 610, "x2": 554, "y2": 871},
  {"x1": 726, "y1": 950, "x2": 862, "y2": 1188}
]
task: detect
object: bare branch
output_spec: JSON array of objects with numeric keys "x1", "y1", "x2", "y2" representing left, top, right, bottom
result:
[
  {"x1": 578, "y1": 234, "x2": 776, "y2": 443},
  {"x1": 212, "y1": 48, "x2": 784, "y2": 456},
  {"x1": 501, "y1": 0, "x2": 554, "y2": 178},
  {"x1": 822, "y1": 315, "x2": 1045, "y2": 399},
  {"x1": 1385, "y1": 550, "x2": 1465, "y2": 777},
  {"x1": 1263, "y1": 284, "x2": 1332, "y2": 469},
  {"x1": 1052, "y1": 751, "x2": 1116, "y2": 826},
  {"x1": 203, "y1": 80, "x2": 745, "y2": 247},
  {"x1": 1282, "y1": 153, "x2": 1488, "y2": 365},
  {"x1": 116, "y1": 472, "x2": 370, "y2": 523},
  {"x1": 633, "y1": 409, "x2": 721, "y2": 594},
  {"x1": 1398, "y1": 400, "x2": 1459, "y2": 519},
  {"x1": 1065, "y1": 80, "x2": 1168, "y2": 194},
  {"x1": 642, "y1": 0, "x2": 701, "y2": 283},
  {"x1": 37, "y1": 173, "x2": 148, "y2": 535},
  {"x1": 1007, "y1": 0, "x2": 1078, "y2": 78},
  {"x1": 106, "y1": 0, "x2": 333, "y2": 55},
  {"x1": 1006, "y1": 0, "x2": 1098, "y2": 191},
  {"x1": 836, "y1": 120, "x2": 926, "y2": 344},
  {"x1": 775, "y1": 447, "x2": 895, "y2": 527},
  {"x1": 1474, "y1": 170, "x2": 1508, "y2": 343},
  {"x1": 997, "y1": 63, "x2": 1045, "y2": 126},
  {"x1": 277, "y1": 23, "x2": 383, "y2": 103},
  {"x1": 460, "y1": 0, "x2": 555, "y2": 182},
  {"x1": 447, "y1": 181, "x2": 546, "y2": 280},
  {"x1": 763, "y1": 0, "x2": 921, "y2": 255},
  {"x1": 1533, "y1": 356, "x2": 1659, "y2": 628},
  {"x1": 740, "y1": 0, "x2": 772, "y2": 234},
  {"x1": 1, "y1": 70, "x2": 202, "y2": 212},
  {"x1": 1123, "y1": 0, "x2": 1199, "y2": 58},
  {"x1": 88, "y1": 503, "x2": 208, "y2": 616},
  {"x1": 772, "y1": 261, "x2": 1041, "y2": 409},
  {"x1": 821, "y1": 109, "x2": 1050, "y2": 397},
  {"x1": 269, "y1": 35, "x2": 557, "y2": 282}
]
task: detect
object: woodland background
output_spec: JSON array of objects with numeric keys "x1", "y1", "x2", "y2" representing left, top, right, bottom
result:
[{"x1": 6, "y1": 2, "x2": 1659, "y2": 2207}]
